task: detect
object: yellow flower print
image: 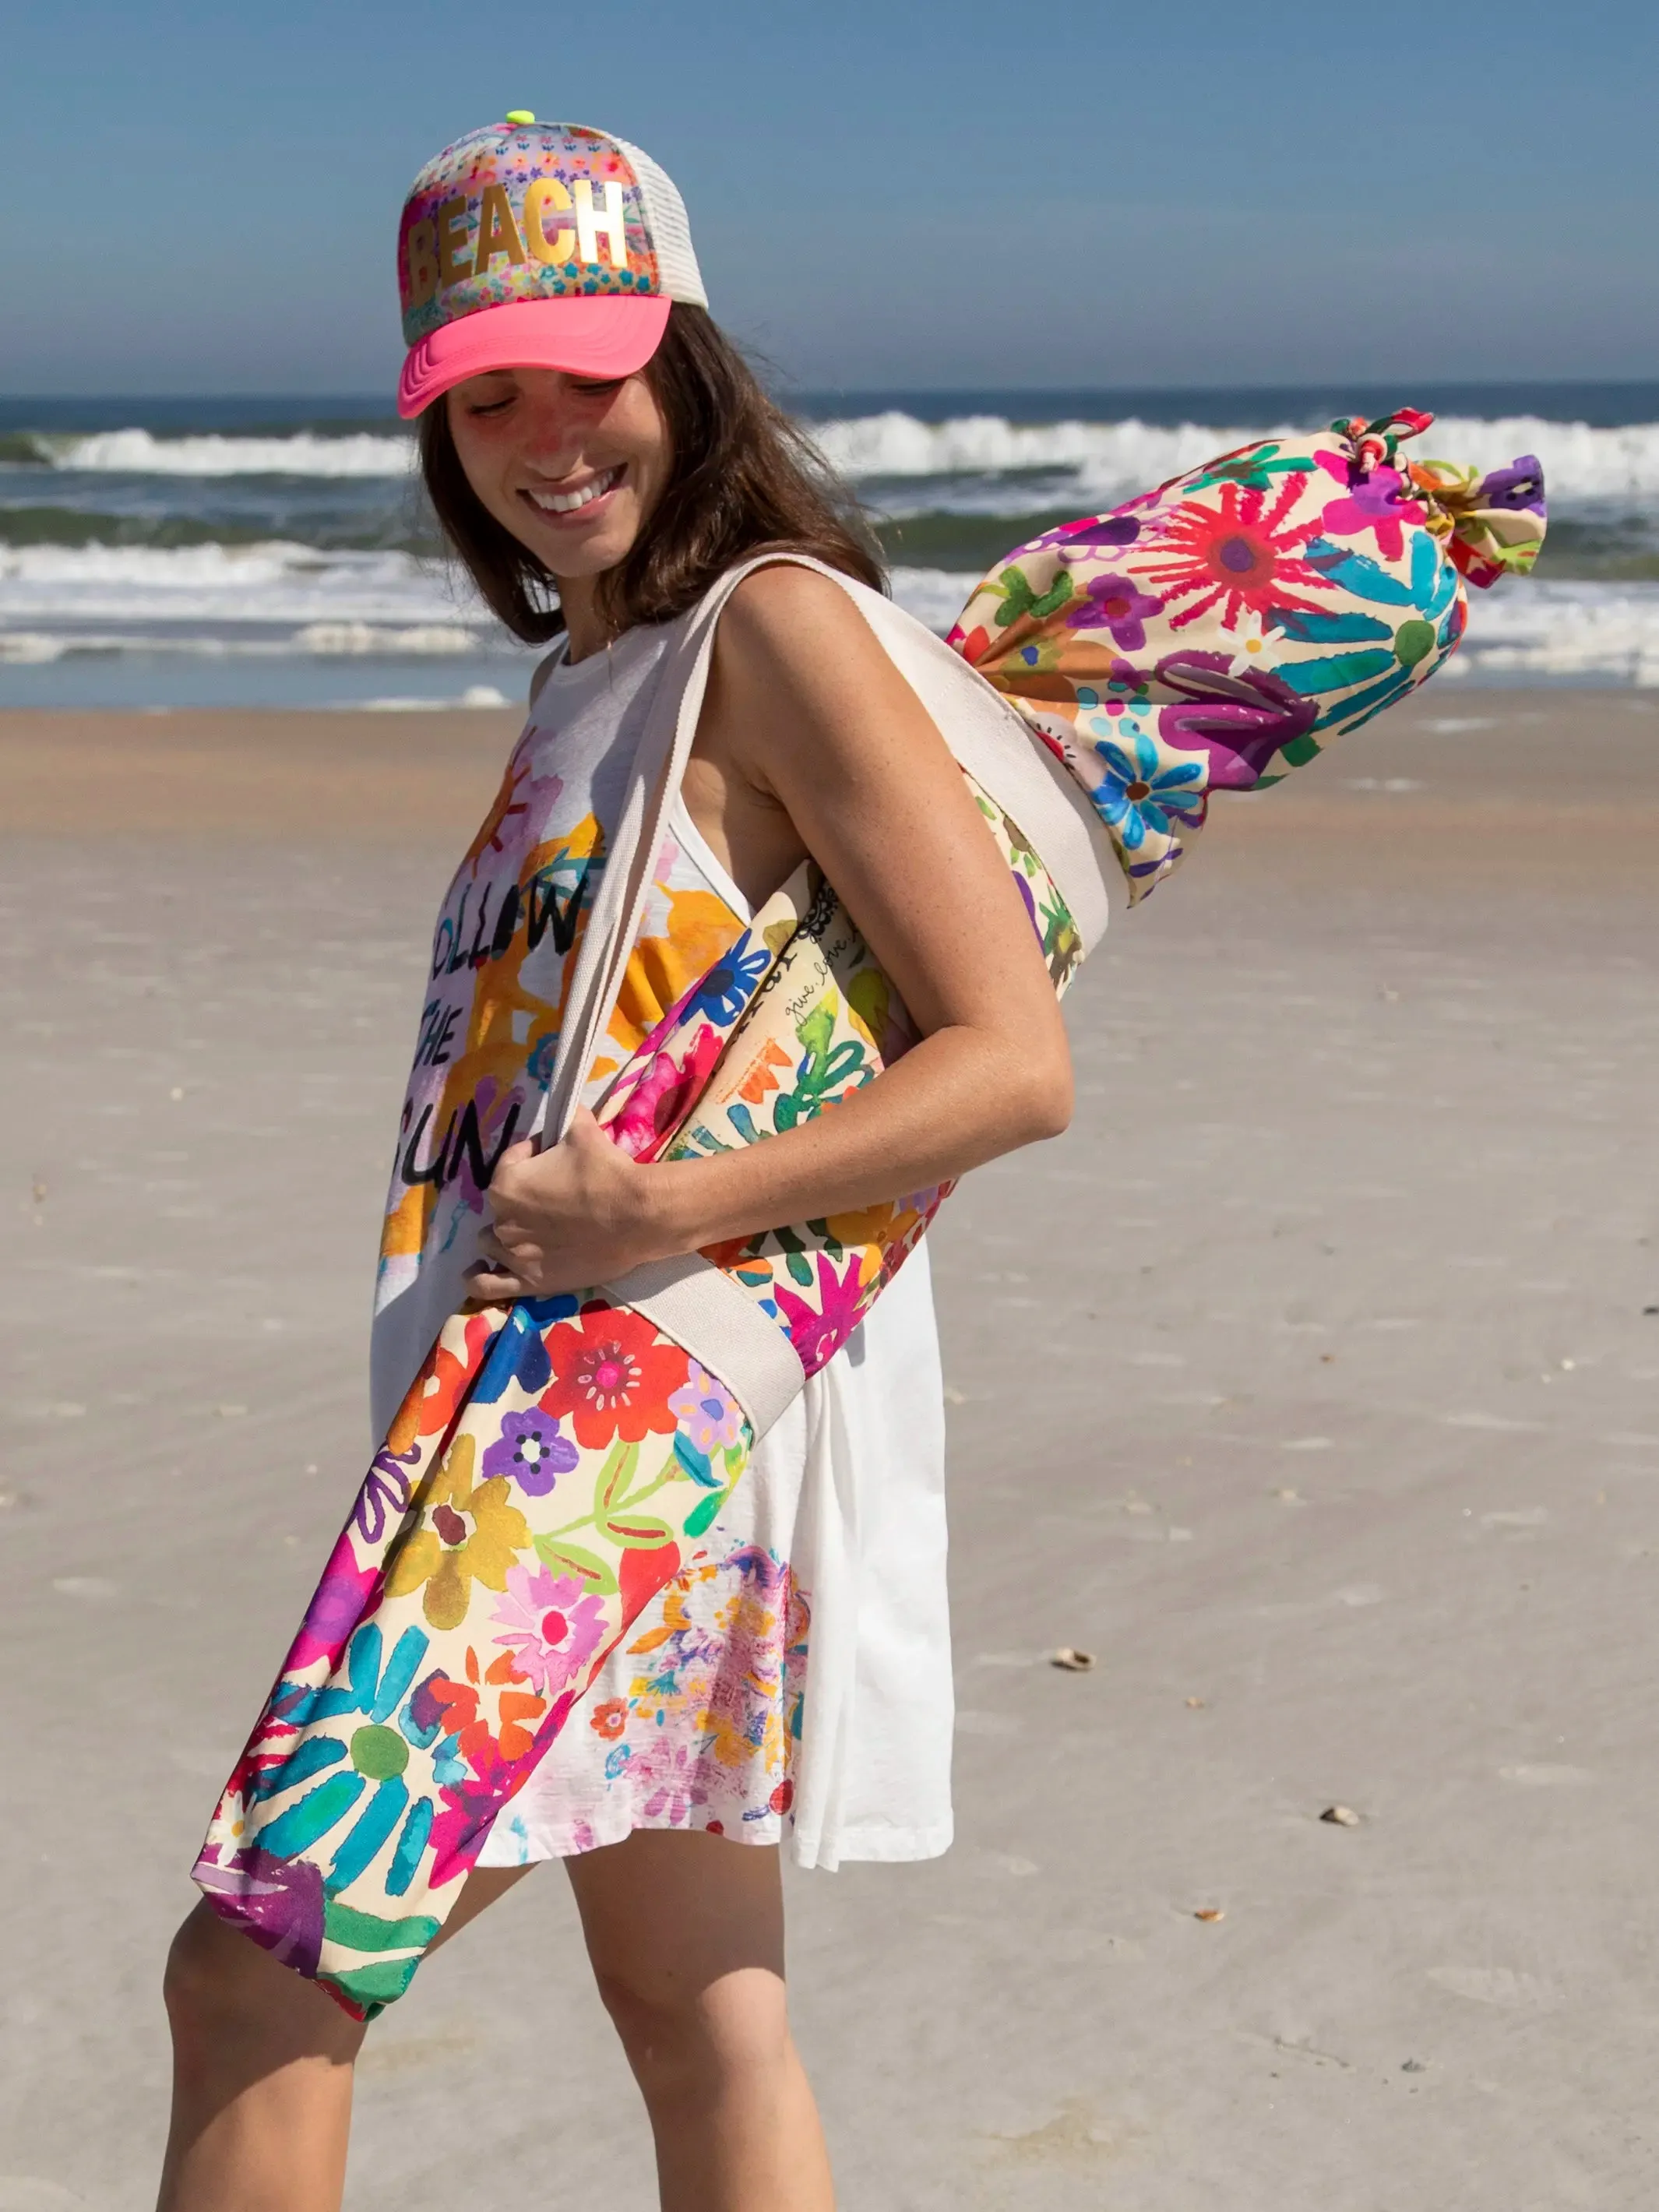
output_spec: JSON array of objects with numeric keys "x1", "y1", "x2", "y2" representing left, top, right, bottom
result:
[{"x1": 385, "y1": 1434, "x2": 531, "y2": 1633}]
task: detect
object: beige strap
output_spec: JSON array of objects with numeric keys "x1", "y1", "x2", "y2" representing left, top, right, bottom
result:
[
  {"x1": 539, "y1": 551, "x2": 1112, "y2": 1439},
  {"x1": 541, "y1": 556, "x2": 788, "y2": 1150}
]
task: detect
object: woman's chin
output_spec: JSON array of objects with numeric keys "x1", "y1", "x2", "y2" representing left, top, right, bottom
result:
[{"x1": 523, "y1": 505, "x2": 642, "y2": 580}]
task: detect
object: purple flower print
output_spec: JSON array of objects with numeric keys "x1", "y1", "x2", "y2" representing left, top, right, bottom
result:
[
  {"x1": 668, "y1": 1363, "x2": 744, "y2": 1456},
  {"x1": 284, "y1": 1530, "x2": 382, "y2": 1674},
  {"x1": 194, "y1": 1850, "x2": 326, "y2": 1978},
  {"x1": 1315, "y1": 456, "x2": 1425, "y2": 562},
  {"x1": 1477, "y1": 455, "x2": 1545, "y2": 515},
  {"x1": 1057, "y1": 512, "x2": 1143, "y2": 553},
  {"x1": 640, "y1": 1740, "x2": 699, "y2": 1826},
  {"x1": 1152, "y1": 650, "x2": 1319, "y2": 791},
  {"x1": 480, "y1": 1407, "x2": 577, "y2": 1496},
  {"x1": 1064, "y1": 572, "x2": 1164, "y2": 651}
]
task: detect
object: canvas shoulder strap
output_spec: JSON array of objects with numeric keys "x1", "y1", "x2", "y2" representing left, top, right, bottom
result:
[{"x1": 541, "y1": 551, "x2": 1113, "y2": 1439}]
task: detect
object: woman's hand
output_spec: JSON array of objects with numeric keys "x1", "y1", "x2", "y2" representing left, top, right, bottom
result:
[{"x1": 467, "y1": 1110, "x2": 671, "y2": 1302}]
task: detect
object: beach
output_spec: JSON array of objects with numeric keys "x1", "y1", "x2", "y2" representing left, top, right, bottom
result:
[{"x1": 2, "y1": 686, "x2": 1657, "y2": 2209}]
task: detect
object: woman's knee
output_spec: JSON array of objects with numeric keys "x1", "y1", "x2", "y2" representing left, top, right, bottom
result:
[
  {"x1": 164, "y1": 1904, "x2": 252, "y2": 2036},
  {"x1": 594, "y1": 1957, "x2": 794, "y2": 2102},
  {"x1": 163, "y1": 1901, "x2": 361, "y2": 2069}
]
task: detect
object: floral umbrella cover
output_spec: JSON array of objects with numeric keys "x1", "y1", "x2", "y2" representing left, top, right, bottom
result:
[{"x1": 948, "y1": 410, "x2": 1545, "y2": 903}]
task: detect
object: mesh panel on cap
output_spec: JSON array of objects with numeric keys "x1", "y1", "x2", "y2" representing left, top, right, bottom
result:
[{"x1": 612, "y1": 136, "x2": 709, "y2": 308}]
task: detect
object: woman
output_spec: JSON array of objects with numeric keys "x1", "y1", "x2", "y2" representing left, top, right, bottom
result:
[{"x1": 157, "y1": 117, "x2": 1072, "y2": 2212}]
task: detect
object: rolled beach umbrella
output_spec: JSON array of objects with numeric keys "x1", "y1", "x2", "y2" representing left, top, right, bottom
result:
[{"x1": 947, "y1": 409, "x2": 1545, "y2": 902}]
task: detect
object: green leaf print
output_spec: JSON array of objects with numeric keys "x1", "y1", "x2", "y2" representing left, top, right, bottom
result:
[
  {"x1": 682, "y1": 1488, "x2": 731, "y2": 1539},
  {"x1": 795, "y1": 1002, "x2": 836, "y2": 1062},
  {"x1": 597, "y1": 1438, "x2": 640, "y2": 1516},
  {"x1": 532, "y1": 1536, "x2": 619, "y2": 1595},
  {"x1": 322, "y1": 1898, "x2": 440, "y2": 1955},
  {"x1": 992, "y1": 565, "x2": 1074, "y2": 629},
  {"x1": 1185, "y1": 444, "x2": 1308, "y2": 493}
]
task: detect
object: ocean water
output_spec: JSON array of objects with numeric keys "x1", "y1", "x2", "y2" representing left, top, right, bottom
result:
[{"x1": 3, "y1": 382, "x2": 1657, "y2": 710}]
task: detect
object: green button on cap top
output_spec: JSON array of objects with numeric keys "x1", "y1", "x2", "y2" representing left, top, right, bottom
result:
[{"x1": 505, "y1": 110, "x2": 536, "y2": 125}]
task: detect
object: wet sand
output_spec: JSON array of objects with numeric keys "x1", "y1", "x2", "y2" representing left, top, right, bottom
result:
[{"x1": 2, "y1": 688, "x2": 1657, "y2": 2210}]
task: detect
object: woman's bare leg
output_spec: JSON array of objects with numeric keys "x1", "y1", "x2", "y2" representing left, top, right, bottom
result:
[
  {"x1": 567, "y1": 1829, "x2": 834, "y2": 2212},
  {"x1": 156, "y1": 1865, "x2": 530, "y2": 2212}
]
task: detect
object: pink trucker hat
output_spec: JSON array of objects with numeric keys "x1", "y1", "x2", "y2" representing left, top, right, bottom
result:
[{"x1": 396, "y1": 115, "x2": 708, "y2": 418}]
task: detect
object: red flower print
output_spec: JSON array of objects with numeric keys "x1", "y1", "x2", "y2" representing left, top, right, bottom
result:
[
  {"x1": 541, "y1": 1303, "x2": 689, "y2": 1449},
  {"x1": 390, "y1": 1311, "x2": 498, "y2": 1452},
  {"x1": 1132, "y1": 477, "x2": 1329, "y2": 633},
  {"x1": 591, "y1": 1698, "x2": 628, "y2": 1741}
]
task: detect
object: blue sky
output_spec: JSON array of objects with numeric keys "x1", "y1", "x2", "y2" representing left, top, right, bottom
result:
[{"x1": 2, "y1": 0, "x2": 1651, "y2": 394}]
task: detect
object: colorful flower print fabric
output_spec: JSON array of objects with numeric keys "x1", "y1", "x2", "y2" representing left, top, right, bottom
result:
[
  {"x1": 484, "y1": 1545, "x2": 810, "y2": 1862},
  {"x1": 372, "y1": 715, "x2": 747, "y2": 1443},
  {"x1": 195, "y1": 1294, "x2": 757, "y2": 2020},
  {"x1": 948, "y1": 410, "x2": 1546, "y2": 904},
  {"x1": 194, "y1": 777, "x2": 1076, "y2": 2019},
  {"x1": 594, "y1": 774, "x2": 1083, "y2": 1377}
]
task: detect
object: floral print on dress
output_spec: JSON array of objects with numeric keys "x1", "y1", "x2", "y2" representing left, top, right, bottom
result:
[
  {"x1": 597, "y1": 1547, "x2": 808, "y2": 1839},
  {"x1": 475, "y1": 1544, "x2": 809, "y2": 1863}
]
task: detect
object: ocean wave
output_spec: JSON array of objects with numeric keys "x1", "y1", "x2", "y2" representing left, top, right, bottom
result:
[
  {"x1": 0, "y1": 620, "x2": 483, "y2": 664},
  {"x1": 887, "y1": 566, "x2": 981, "y2": 635},
  {"x1": 5, "y1": 542, "x2": 1657, "y2": 685},
  {"x1": 352, "y1": 686, "x2": 513, "y2": 710},
  {"x1": 1440, "y1": 579, "x2": 1659, "y2": 682},
  {"x1": 35, "y1": 428, "x2": 416, "y2": 478},
  {"x1": 23, "y1": 412, "x2": 1659, "y2": 505},
  {"x1": 0, "y1": 537, "x2": 478, "y2": 628},
  {"x1": 808, "y1": 410, "x2": 1659, "y2": 506}
]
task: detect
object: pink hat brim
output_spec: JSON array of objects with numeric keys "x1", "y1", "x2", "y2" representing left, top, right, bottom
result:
[{"x1": 397, "y1": 294, "x2": 672, "y2": 418}]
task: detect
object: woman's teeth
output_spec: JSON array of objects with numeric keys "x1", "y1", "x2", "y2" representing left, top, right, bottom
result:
[{"x1": 527, "y1": 467, "x2": 622, "y2": 515}]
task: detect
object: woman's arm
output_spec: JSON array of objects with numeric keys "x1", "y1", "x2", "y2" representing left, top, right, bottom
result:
[{"x1": 470, "y1": 564, "x2": 1073, "y2": 1301}]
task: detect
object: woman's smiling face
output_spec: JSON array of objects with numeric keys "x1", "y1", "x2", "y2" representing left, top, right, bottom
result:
[{"x1": 445, "y1": 365, "x2": 673, "y2": 586}]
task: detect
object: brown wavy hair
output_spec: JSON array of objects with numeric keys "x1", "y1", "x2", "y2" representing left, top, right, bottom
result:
[{"x1": 417, "y1": 304, "x2": 884, "y2": 643}]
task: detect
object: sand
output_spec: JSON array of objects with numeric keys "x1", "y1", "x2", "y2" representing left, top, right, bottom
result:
[{"x1": 2, "y1": 687, "x2": 1657, "y2": 2210}]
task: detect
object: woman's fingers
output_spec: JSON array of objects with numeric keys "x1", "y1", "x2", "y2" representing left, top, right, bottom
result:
[
  {"x1": 466, "y1": 1262, "x2": 530, "y2": 1301},
  {"x1": 476, "y1": 1228, "x2": 524, "y2": 1269}
]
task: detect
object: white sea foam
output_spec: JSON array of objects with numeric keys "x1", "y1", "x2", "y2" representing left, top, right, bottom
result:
[
  {"x1": 33, "y1": 412, "x2": 1659, "y2": 505},
  {"x1": 0, "y1": 622, "x2": 483, "y2": 664},
  {"x1": 810, "y1": 411, "x2": 1241, "y2": 491},
  {"x1": 1447, "y1": 579, "x2": 1659, "y2": 682},
  {"x1": 5, "y1": 541, "x2": 1657, "y2": 685},
  {"x1": 887, "y1": 566, "x2": 982, "y2": 635},
  {"x1": 0, "y1": 538, "x2": 476, "y2": 628},
  {"x1": 352, "y1": 685, "x2": 513, "y2": 710},
  {"x1": 41, "y1": 428, "x2": 417, "y2": 477},
  {"x1": 809, "y1": 410, "x2": 1659, "y2": 505}
]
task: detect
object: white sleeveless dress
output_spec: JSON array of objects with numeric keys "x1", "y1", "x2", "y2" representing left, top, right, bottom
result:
[{"x1": 370, "y1": 618, "x2": 954, "y2": 1872}]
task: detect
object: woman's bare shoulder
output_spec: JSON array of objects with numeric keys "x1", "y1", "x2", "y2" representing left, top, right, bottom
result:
[{"x1": 717, "y1": 558, "x2": 886, "y2": 678}]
